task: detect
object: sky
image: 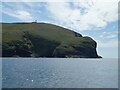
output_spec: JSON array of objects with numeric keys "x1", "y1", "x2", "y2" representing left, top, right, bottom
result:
[{"x1": 0, "y1": 0, "x2": 119, "y2": 58}]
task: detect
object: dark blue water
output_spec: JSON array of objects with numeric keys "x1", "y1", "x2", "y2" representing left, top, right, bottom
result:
[{"x1": 2, "y1": 58, "x2": 118, "y2": 88}]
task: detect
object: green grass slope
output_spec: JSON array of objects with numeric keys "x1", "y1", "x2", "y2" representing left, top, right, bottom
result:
[{"x1": 2, "y1": 22, "x2": 101, "y2": 58}]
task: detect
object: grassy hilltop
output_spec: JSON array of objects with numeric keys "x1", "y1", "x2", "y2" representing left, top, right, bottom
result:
[{"x1": 2, "y1": 22, "x2": 101, "y2": 58}]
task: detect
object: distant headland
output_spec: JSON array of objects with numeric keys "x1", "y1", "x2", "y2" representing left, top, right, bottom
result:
[{"x1": 2, "y1": 22, "x2": 102, "y2": 58}]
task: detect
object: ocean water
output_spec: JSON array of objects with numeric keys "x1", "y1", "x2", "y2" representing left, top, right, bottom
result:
[{"x1": 2, "y1": 58, "x2": 118, "y2": 88}]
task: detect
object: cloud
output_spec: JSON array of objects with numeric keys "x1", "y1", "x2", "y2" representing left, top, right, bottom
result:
[
  {"x1": 1, "y1": 0, "x2": 70, "y2": 2},
  {"x1": 45, "y1": 0, "x2": 119, "y2": 31},
  {"x1": 1, "y1": 1, "x2": 119, "y2": 31},
  {"x1": 1, "y1": 8, "x2": 33, "y2": 21},
  {"x1": 1, "y1": 0, "x2": 119, "y2": 2},
  {"x1": 97, "y1": 39, "x2": 118, "y2": 48},
  {"x1": 99, "y1": 31, "x2": 118, "y2": 39},
  {"x1": 16, "y1": 10, "x2": 33, "y2": 20},
  {"x1": 0, "y1": 2, "x2": 34, "y2": 21}
]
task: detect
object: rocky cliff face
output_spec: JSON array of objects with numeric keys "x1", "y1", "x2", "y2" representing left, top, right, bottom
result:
[
  {"x1": 52, "y1": 37, "x2": 100, "y2": 58},
  {"x1": 2, "y1": 23, "x2": 101, "y2": 58}
]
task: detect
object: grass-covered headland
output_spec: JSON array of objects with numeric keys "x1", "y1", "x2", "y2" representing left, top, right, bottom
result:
[{"x1": 2, "y1": 22, "x2": 102, "y2": 58}]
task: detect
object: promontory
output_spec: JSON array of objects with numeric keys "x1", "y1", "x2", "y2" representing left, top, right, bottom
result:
[{"x1": 2, "y1": 22, "x2": 102, "y2": 58}]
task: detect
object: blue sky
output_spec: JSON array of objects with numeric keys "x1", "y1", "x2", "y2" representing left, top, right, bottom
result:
[{"x1": 0, "y1": 0, "x2": 119, "y2": 58}]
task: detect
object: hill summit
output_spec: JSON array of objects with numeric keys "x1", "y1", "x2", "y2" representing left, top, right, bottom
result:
[{"x1": 2, "y1": 22, "x2": 101, "y2": 58}]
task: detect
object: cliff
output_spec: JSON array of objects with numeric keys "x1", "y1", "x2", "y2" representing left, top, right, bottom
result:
[{"x1": 2, "y1": 23, "x2": 101, "y2": 58}]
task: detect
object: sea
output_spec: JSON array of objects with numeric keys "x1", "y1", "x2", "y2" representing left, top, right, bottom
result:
[{"x1": 2, "y1": 58, "x2": 118, "y2": 88}]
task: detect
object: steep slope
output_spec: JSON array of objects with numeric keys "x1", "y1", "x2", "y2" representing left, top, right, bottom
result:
[{"x1": 2, "y1": 22, "x2": 101, "y2": 58}]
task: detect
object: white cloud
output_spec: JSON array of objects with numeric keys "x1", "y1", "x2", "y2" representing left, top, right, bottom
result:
[
  {"x1": 99, "y1": 31, "x2": 118, "y2": 39},
  {"x1": 1, "y1": 7, "x2": 33, "y2": 21},
  {"x1": 2, "y1": 0, "x2": 70, "y2": 2},
  {"x1": 1, "y1": 0, "x2": 119, "y2": 2},
  {"x1": 45, "y1": 0, "x2": 119, "y2": 31},
  {"x1": 16, "y1": 10, "x2": 33, "y2": 20},
  {"x1": 97, "y1": 39, "x2": 118, "y2": 48},
  {"x1": 1, "y1": 1, "x2": 119, "y2": 31}
]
